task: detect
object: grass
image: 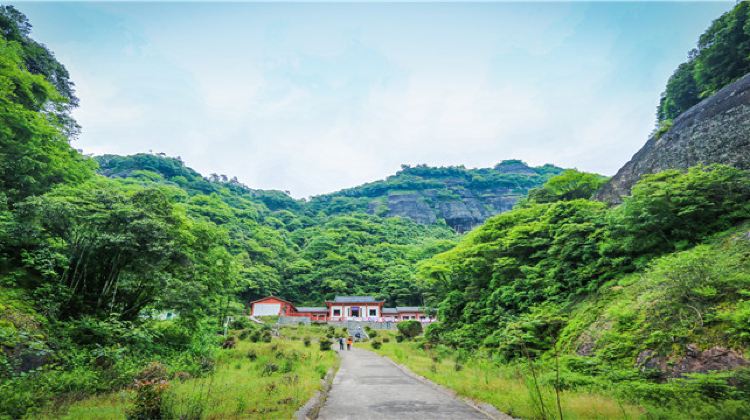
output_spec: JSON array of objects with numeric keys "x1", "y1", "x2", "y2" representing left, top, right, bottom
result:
[
  {"x1": 360, "y1": 332, "x2": 643, "y2": 420},
  {"x1": 42, "y1": 326, "x2": 338, "y2": 419}
]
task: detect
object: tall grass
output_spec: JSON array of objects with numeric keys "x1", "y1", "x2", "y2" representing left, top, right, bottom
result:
[{"x1": 42, "y1": 327, "x2": 338, "y2": 419}]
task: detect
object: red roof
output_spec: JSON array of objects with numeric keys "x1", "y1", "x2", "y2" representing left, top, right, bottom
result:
[{"x1": 249, "y1": 296, "x2": 293, "y2": 306}]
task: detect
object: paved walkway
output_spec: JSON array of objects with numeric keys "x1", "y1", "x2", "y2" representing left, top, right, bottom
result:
[{"x1": 317, "y1": 347, "x2": 490, "y2": 420}]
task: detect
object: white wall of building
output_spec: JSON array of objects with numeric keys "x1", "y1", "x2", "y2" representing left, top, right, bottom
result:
[
  {"x1": 329, "y1": 304, "x2": 380, "y2": 319},
  {"x1": 252, "y1": 303, "x2": 281, "y2": 316}
]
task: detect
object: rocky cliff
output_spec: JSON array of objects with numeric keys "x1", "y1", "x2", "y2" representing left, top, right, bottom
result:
[
  {"x1": 597, "y1": 72, "x2": 750, "y2": 203},
  {"x1": 309, "y1": 161, "x2": 562, "y2": 232}
]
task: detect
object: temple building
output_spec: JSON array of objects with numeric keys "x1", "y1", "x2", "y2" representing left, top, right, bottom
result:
[{"x1": 249, "y1": 295, "x2": 433, "y2": 323}]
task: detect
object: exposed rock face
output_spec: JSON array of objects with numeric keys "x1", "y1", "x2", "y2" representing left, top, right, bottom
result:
[
  {"x1": 316, "y1": 161, "x2": 561, "y2": 232},
  {"x1": 636, "y1": 344, "x2": 748, "y2": 378},
  {"x1": 368, "y1": 188, "x2": 525, "y2": 233},
  {"x1": 380, "y1": 193, "x2": 437, "y2": 225},
  {"x1": 597, "y1": 72, "x2": 750, "y2": 203}
]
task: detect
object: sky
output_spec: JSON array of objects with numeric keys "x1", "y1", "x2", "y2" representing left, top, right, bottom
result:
[{"x1": 12, "y1": 1, "x2": 734, "y2": 197}]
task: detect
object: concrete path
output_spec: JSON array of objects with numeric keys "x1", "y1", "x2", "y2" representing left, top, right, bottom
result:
[{"x1": 317, "y1": 348, "x2": 490, "y2": 420}]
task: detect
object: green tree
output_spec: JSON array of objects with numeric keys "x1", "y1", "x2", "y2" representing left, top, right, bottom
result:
[
  {"x1": 0, "y1": 36, "x2": 94, "y2": 203},
  {"x1": 657, "y1": 2, "x2": 750, "y2": 122},
  {"x1": 525, "y1": 169, "x2": 607, "y2": 204}
]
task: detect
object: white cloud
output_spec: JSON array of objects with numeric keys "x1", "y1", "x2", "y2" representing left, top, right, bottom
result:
[{"x1": 25, "y1": 2, "x2": 728, "y2": 197}]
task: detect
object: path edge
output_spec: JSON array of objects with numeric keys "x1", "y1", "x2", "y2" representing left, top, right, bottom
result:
[
  {"x1": 375, "y1": 350, "x2": 515, "y2": 420},
  {"x1": 295, "y1": 352, "x2": 340, "y2": 420}
]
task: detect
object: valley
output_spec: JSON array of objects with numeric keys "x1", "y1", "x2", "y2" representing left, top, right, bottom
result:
[{"x1": 2, "y1": 2, "x2": 750, "y2": 419}]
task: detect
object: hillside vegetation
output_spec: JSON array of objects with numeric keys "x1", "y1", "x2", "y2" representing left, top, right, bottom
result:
[
  {"x1": 658, "y1": 1, "x2": 750, "y2": 123},
  {"x1": 309, "y1": 161, "x2": 562, "y2": 232}
]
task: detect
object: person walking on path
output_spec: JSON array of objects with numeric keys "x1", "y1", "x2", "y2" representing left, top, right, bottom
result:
[
  {"x1": 346, "y1": 336, "x2": 353, "y2": 350},
  {"x1": 338, "y1": 337, "x2": 344, "y2": 351}
]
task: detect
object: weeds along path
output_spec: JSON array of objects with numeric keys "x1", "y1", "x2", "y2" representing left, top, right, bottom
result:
[{"x1": 318, "y1": 347, "x2": 490, "y2": 420}]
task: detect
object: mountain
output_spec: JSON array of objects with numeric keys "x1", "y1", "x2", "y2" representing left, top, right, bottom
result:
[
  {"x1": 597, "y1": 72, "x2": 750, "y2": 203},
  {"x1": 308, "y1": 160, "x2": 563, "y2": 232}
]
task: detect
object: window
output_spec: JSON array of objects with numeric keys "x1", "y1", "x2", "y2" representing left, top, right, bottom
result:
[
  {"x1": 333, "y1": 309, "x2": 341, "y2": 316},
  {"x1": 369, "y1": 309, "x2": 377, "y2": 316}
]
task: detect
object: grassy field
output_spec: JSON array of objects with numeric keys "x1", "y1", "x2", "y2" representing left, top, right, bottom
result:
[
  {"x1": 360, "y1": 331, "x2": 643, "y2": 420},
  {"x1": 41, "y1": 325, "x2": 338, "y2": 419}
]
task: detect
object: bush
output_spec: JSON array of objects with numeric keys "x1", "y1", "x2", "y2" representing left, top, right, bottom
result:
[
  {"x1": 238, "y1": 329, "x2": 251, "y2": 340},
  {"x1": 395, "y1": 334, "x2": 405, "y2": 343},
  {"x1": 303, "y1": 336, "x2": 311, "y2": 347},
  {"x1": 221, "y1": 336, "x2": 237, "y2": 349},
  {"x1": 261, "y1": 330, "x2": 272, "y2": 343},
  {"x1": 261, "y1": 362, "x2": 279, "y2": 376},
  {"x1": 397, "y1": 320, "x2": 423, "y2": 339},
  {"x1": 230, "y1": 316, "x2": 253, "y2": 330},
  {"x1": 319, "y1": 339, "x2": 332, "y2": 351},
  {"x1": 127, "y1": 362, "x2": 169, "y2": 420},
  {"x1": 382, "y1": 337, "x2": 390, "y2": 343},
  {"x1": 368, "y1": 330, "x2": 378, "y2": 338},
  {"x1": 371, "y1": 340, "x2": 382, "y2": 350}
]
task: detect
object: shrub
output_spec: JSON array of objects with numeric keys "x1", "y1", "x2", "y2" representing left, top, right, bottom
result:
[
  {"x1": 127, "y1": 362, "x2": 169, "y2": 420},
  {"x1": 368, "y1": 330, "x2": 378, "y2": 338},
  {"x1": 261, "y1": 330, "x2": 272, "y2": 343},
  {"x1": 303, "y1": 336, "x2": 311, "y2": 347},
  {"x1": 397, "y1": 320, "x2": 423, "y2": 339},
  {"x1": 246, "y1": 350, "x2": 257, "y2": 361},
  {"x1": 319, "y1": 339, "x2": 332, "y2": 351},
  {"x1": 221, "y1": 336, "x2": 237, "y2": 349},
  {"x1": 371, "y1": 340, "x2": 382, "y2": 350},
  {"x1": 261, "y1": 362, "x2": 279, "y2": 376},
  {"x1": 231, "y1": 316, "x2": 253, "y2": 330},
  {"x1": 383, "y1": 337, "x2": 390, "y2": 343},
  {"x1": 395, "y1": 334, "x2": 405, "y2": 343}
]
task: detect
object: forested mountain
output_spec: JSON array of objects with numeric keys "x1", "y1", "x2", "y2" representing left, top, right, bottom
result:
[
  {"x1": 308, "y1": 161, "x2": 562, "y2": 232},
  {"x1": 93, "y1": 153, "x2": 460, "y2": 306}
]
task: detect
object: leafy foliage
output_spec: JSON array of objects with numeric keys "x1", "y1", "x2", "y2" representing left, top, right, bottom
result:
[
  {"x1": 397, "y1": 320, "x2": 423, "y2": 339},
  {"x1": 420, "y1": 165, "x2": 750, "y2": 353},
  {"x1": 657, "y1": 2, "x2": 750, "y2": 122},
  {"x1": 0, "y1": 33, "x2": 94, "y2": 203},
  {"x1": 524, "y1": 169, "x2": 608, "y2": 204}
]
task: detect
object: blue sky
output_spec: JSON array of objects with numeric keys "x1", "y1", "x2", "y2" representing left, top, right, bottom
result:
[{"x1": 13, "y1": 1, "x2": 734, "y2": 197}]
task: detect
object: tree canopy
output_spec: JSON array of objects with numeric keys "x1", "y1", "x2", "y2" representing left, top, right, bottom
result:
[{"x1": 657, "y1": 2, "x2": 750, "y2": 122}]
